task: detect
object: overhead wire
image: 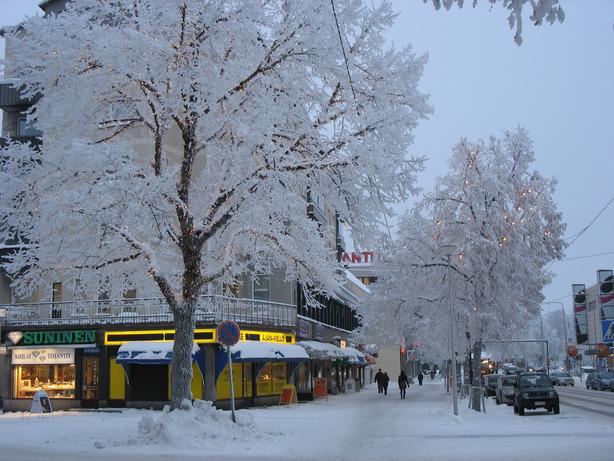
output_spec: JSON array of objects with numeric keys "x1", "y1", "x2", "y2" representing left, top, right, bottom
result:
[
  {"x1": 554, "y1": 250, "x2": 614, "y2": 263},
  {"x1": 563, "y1": 195, "x2": 614, "y2": 249}
]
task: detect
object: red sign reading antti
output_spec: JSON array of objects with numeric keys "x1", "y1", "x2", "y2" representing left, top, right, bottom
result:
[{"x1": 341, "y1": 251, "x2": 374, "y2": 265}]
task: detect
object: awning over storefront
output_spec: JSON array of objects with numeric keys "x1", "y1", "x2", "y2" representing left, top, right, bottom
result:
[
  {"x1": 297, "y1": 341, "x2": 345, "y2": 361},
  {"x1": 339, "y1": 346, "x2": 366, "y2": 365},
  {"x1": 215, "y1": 341, "x2": 309, "y2": 381},
  {"x1": 116, "y1": 341, "x2": 205, "y2": 377},
  {"x1": 230, "y1": 341, "x2": 309, "y2": 362}
]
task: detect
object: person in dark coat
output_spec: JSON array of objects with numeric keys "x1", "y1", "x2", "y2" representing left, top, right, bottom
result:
[
  {"x1": 430, "y1": 369, "x2": 435, "y2": 379},
  {"x1": 374, "y1": 368, "x2": 384, "y2": 394},
  {"x1": 383, "y1": 372, "x2": 390, "y2": 395},
  {"x1": 418, "y1": 372, "x2": 424, "y2": 386},
  {"x1": 398, "y1": 371, "x2": 409, "y2": 399}
]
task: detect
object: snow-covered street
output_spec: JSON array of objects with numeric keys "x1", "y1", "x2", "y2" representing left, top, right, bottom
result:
[{"x1": 1, "y1": 377, "x2": 613, "y2": 461}]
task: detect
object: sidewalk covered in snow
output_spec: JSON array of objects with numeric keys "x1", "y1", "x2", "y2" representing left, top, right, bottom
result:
[{"x1": 1, "y1": 377, "x2": 612, "y2": 461}]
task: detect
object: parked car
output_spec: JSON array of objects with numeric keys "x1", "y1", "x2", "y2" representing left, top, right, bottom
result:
[
  {"x1": 502, "y1": 364, "x2": 518, "y2": 375},
  {"x1": 591, "y1": 372, "x2": 614, "y2": 391},
  {"x1": 585, "y1": 372, "x2": 597, "y2": 389},
  {"x1": 551, "y1": 371, "x2": 574, "y2": 386},
  {"x1": 483, "y1": 374, "x2": 500, "y2": 397},
  {"x1": 496, "y1": 374, "x2": 516, "y2": 405},
  {"x1": 514, "y1": 372, "x2": 559, "y2": 415}
]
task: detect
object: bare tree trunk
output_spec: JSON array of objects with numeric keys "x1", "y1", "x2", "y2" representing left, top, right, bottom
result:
[
  {"x1": 170, "y1": 304, "x2": 195, "y2": 410},
  {"x1": 471, "y1": 340, "x2": 482, "y2": 411}
]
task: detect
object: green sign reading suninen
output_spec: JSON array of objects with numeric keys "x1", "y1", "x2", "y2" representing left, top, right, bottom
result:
[{"x1": 19, "y1": 330, "x2": 97, "y2": 346}]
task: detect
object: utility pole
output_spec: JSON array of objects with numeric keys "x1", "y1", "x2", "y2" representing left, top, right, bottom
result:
[
  {"x1": 440, "y1": 244, "x2": 458, "y2": 416},
  {"x1": 539, "y1": 309, "x2": 545, "y2": 369},
  {"x1": 542, "y1": 302, "x2": 569, "y2": 372}
]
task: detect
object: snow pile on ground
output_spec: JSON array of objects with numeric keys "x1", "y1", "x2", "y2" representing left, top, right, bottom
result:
[
  {"x1": 133, "y1": 400, "x2": 260, "y2": 448},
  {"x1": 90, "y1": 400, "x2": 269, "y2": 450}
]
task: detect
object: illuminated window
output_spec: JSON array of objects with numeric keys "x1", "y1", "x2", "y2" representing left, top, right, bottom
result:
[
  {"x1": 222, "y1": 283, "x2": 239, "y2": 298},
  {"x1": 13, "y1": 364, "x2": 75, "y2": 399}
]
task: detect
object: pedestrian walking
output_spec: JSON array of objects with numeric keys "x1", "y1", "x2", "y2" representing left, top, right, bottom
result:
[
  {"x1": 418, "y1": 372, "x2": 424, "y2": 386},
  {"x1": 383, "y1": 372, "x2": 390, "y2": 395},
  {"x1": 430, "y1": 369, "x2": 435, "y2": 380},
  {"x1": 398, "y1": 371, "x2": 409, "y2": 399},
  {"x1": 374, "y1": 368, "x2": 384, "y2": 394}
]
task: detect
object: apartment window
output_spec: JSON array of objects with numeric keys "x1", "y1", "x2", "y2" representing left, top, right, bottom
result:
[
  {"x1": 222, "y1": 283, "x2": 239, "y2": 298},
  {"x1": 17, "y1": 116, "x2": 42, "y2": 137},
  {"x1": 102, "y1": 102, "x2": 136, "y2": 125},
  {"x1": 96, "y1": 285, "x2": 111, "y2": 315},
  {"x1": 123, "y1": 288, "x2": 137, "y2": 313},
  {"x1": 253, "y1": 275, "x2": 270, "y2": 301},
  {"x1": 51, "y1": 282, "x2": 62, "y2": 319}
]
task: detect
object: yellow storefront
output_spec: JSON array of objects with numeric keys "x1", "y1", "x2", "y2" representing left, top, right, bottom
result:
[
  {"x1": 103, "y1": 328, "x2": 298, "y2": 406},
  {"x1": 214, "y1": 341, "x2": 308, "y2": 403}
]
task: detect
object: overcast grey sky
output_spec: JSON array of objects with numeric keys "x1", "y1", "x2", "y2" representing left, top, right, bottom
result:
[
  {"x1": 383, "y1": 0, "x2": 614, "y2": 325},
  {"x1": 1, "y1": 0, "x2": 613, "y2": 325}
]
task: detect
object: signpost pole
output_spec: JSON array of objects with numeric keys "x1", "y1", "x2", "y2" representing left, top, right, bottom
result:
[
  {"x1": 217, "y1": 320, "x2": 241, "y2": 423},
  {"x1": 227, "y1": 345, "x2": 236, "y2": 424}
]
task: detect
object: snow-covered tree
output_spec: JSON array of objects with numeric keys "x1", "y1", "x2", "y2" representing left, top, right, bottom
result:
[
  {"x1": 426, "y1": 0, "x2": 565, "y2": 45},
  {"x1": 356, "y1": 128, "x2": 565, "y2": 410},
  {"x1": 0, "y1": 0, "x2": 430, "y2": 409}
]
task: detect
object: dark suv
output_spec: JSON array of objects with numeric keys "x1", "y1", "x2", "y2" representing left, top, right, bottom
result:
[{"x1": 514, "y1": 372, "x2": 559, "y2": 415}]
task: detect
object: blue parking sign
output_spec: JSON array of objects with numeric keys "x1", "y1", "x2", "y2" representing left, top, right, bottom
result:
[{"x1": 602, "y1": 320, "x2": 614, "y2": 343}]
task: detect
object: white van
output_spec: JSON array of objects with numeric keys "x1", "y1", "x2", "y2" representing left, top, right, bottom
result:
[{"x1": 581, "y1": 365, "x2": 596, "y2": 375}]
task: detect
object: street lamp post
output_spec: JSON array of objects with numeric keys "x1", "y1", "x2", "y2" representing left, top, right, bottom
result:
[
  {"x1": 440, "y1": 244, "x2": 458, "y2": 416},
  {"x1": 542, "y1": 301, "x2": 569, "y2": 372},
  {"x1": 539, "y1": 310, "x2": 545, "y2": 370}
]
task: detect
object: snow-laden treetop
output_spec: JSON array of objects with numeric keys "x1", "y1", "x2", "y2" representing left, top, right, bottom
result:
[{"x1": 0, "y1": 0, "x2": 430, "y2": 307}]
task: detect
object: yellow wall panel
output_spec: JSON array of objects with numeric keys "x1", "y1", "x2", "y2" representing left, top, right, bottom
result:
[
  {"x1": 216, "y1": 363, "x2": 243, "y2": 400},
  {"x1": 192, "y1": 363, "x2": 203, "y2": 400},
  {"x1": 167, "y1": 364, "x2": 203, "y2": 401},
  {"x1": 109, "y1": 359, "x2": 125, "y2": 400}
]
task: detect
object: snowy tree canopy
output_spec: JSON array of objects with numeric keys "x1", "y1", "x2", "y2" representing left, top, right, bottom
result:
[
  {"x1": 0, "y1": 0, "x2": 430, "y2": 408},
  {"x1": 355, "y1": 128, "x2": 566, "y2": 362},
  {"x1": 425, "y1": 0, "x2": 565, "y2": 45},
  {"x1": 1, "y1": 0, "x2": 430, "y2": 302}
]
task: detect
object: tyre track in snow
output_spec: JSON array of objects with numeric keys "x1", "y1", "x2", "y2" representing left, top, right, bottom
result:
[{"x1": 557, "y1": 386, "x2": 614, "y2": 418}]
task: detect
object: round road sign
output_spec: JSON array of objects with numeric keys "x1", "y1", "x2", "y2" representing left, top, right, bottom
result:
[{"x1": 217, "y1": 320, "x2": 241, "y2": 346}]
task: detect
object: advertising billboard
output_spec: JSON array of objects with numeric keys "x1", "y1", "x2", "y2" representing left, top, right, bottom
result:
[
  {"x1": 597, "y1": 269, "x2": 614, "y2": 320},
  {"x1": 572, "y1": 284, "x2": 588, "y2": 345}
]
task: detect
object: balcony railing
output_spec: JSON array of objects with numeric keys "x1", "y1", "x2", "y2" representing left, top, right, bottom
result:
[{"x1": 0, "y1": 295, "x2": 296, "y2": 328}]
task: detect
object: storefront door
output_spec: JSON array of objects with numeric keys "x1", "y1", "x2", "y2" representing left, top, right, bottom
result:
[{"x1": 82, "y1": 356, "x2": 100, "y2": 408}]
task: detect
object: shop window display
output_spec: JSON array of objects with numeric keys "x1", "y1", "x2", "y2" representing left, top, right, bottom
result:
[
  {"x1": 271, "y1": 362, "x2": 287, "y2": 394},
  {"x1": 14, "y1": 364, "x2": 76, "y2": 399},
  {"x1": 256, "y1": 362, "x2": 287, "y2": 396},
  {"x1": 257, "y1": 363, "x2": 273, "y2": 395}
]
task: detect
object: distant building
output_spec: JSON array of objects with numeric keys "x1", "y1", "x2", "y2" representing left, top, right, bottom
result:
[{"x1": 572, "y1": 269, "x2": 614, "y2": 370}]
